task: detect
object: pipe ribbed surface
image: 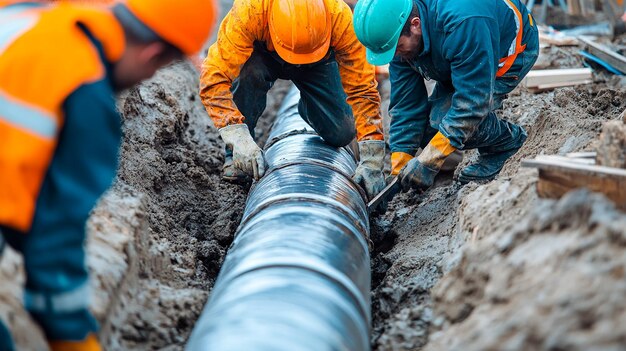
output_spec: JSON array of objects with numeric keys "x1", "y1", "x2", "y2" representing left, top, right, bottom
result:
[{"x1": 186, "y1": 87, "x2": 371, "y2": 351}]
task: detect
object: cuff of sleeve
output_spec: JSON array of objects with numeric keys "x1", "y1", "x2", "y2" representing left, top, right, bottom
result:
[
  {"x1": 417, "y1": 132, "x2": 457, "y2": 169},
  {"x1": 429, "y1": 132, "x2": 457, "y2": 156},
  {"x1": 391, "y1": 151, "x2": 414, "y2": 175},
  {"x1": 438, "y1": 125, "x2": 465, "y2": 150},
  {"x1": 356, "y1": 113, "x2": 384, "y2": 141},
  {"x1": 210, "y1": 113, "x2": 246, "y2": 130}
]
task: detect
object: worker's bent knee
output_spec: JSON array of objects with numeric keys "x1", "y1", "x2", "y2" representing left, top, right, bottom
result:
[
  {"x1": 320, "y1": 127, "x2": 356, "y2": 148},
  {"x1": 238, "y1": 66, "x2": 270, "y2": 89},
  {"x1": 236, "y1": 54, "x2": 273, "y2": 90}
]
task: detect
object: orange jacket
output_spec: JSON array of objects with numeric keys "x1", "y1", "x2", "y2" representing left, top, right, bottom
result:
[
  {"x1": 0, "y1": 2, "x2": 124, "y2": 232},
  {"x1": 200, "y1": 0, "x2": 383, "y2": 141}
]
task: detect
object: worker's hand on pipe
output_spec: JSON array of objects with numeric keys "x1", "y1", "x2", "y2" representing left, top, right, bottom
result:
[
  {"x1": 219, "y1": 124, "x2": 266, "y2": 180},
  {"x1": 398, "y1": 158, "x2": 438, "y2": 192},
  {"x1": 353, "y1": 140, "x2": 386, "y2": 200}
]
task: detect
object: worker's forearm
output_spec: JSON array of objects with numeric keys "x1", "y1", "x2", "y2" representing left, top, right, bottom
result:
[
  {"x1": 338, "y1": 61, "x2": 383, "y2": 141},
  {"x1": 199, "y1": 79, "x2": 244, "y2": 129},
  {"x1": 199, "y1": 57, "x2": 247, "y2": 129}
]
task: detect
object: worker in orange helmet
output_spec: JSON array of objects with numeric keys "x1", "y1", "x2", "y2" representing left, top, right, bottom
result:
[
  {"x1": 201, "y1": 0, "x2": 386, "y2": 202},
  {"x1": 0, "y1": 0, "x2": 216, "y2": 350}
]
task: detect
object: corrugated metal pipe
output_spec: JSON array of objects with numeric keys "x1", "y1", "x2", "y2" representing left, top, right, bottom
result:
[{"x1": 186, "y1": 86, "x2": 371, "y2": 351}]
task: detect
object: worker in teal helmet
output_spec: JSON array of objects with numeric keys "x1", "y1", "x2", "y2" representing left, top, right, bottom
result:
[{"x1": 353, "y1": 0, "x2": 539, "y2": 191}]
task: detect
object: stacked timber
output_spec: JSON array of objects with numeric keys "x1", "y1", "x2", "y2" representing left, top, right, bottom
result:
[{"x1": 522, "y1": 119, "x2": 626, "y2": 210}]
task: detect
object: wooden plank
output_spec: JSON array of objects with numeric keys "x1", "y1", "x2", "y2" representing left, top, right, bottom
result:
[
  {"x1": 578, "y1": 37, "x2": 626, "y2": 74},
  {"x1": 522, "y1": 156, "x2": 626, "y2": 176},
  {"x1": 536, "y1": 168, "x2": 626, "y2": 210},
  {"x1": 565, "y1": 151, "x2": 597, "y2": 159},
  {"x1": 522, "y1": 156, "x2": 626, "y2": 210},
  {"x1": 533, "y1": 79, "x2": 592, "y2": 90},
  {"x1": 536, "y1": 154, "x2": 596, "y2": 165},
  {"x1": 539, "y1": 32, "x2": 579, "y2": 46},
  {"x1": 522, "y1": 68, "x2": 593, "y2": 88},
  {"x1": 524, "y1": 68, "x2": 593, "y2": 79}
]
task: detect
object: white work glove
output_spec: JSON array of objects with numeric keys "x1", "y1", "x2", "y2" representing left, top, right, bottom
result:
[
  {"x1": 219, "y1": 124, "x2": 266, "y2": 180},
  {"x1": 353, "y1": 140, "x2": 386, "y2": 199}
]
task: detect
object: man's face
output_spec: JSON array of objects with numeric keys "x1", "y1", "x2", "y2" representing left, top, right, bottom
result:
[
  {"x1": 394, "y1": 17, "x2": 423, "y2": 61},
  {"x1": 113, "y1": 42, "x2": 182, "y2": 92}
]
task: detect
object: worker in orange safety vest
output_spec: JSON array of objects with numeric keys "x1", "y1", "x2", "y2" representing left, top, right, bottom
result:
[
  {"x1": 200, "y1": 0, "x2": 387, "y2": 203},
  {"x1": 0, "y1": 0, "x2": 216, "y2": 350}
]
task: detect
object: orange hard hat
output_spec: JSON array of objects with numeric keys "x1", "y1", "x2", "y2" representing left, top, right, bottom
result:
[
  {"x1": 125, "y1": 0, "x2": 217, "y2": 55},
  {"x1": 269, "y1": 0, "x2": 331, "y2": 65}
]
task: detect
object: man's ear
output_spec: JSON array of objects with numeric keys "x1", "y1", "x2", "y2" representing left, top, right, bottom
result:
[
  {"x1": 410, "y1": 16, "x2": 420, "y2": 27},
  {"x1": 410, "y1": 17, "x2": 421, "y2": 34},
  {"x1": 137, "y1": 41, "x2": 169, "y2": 67}
]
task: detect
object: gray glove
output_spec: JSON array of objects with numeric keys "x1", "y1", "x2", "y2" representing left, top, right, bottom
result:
[
  {"x1": 219, "y1": 124, "x2": 266, "y2": 180},
  {"x1": 353, "y1": 140, "x2": 386, "y2": 199}
]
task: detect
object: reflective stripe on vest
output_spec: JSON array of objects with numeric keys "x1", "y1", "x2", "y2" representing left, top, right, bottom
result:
[
  {"x1": 496, "y1": 0, "x2": 528, "y2": 78},
  {"x1": 0, "y1": 2, "x2": 42, "y2": 20},
  {"x1": 0, "y1": 14, "x2": 35, "y2": 52},
  {"x1": 24, "y1": 282, "x2": 90, "y2": 314},
  {"x1": 0, "y1": 89, "x2": 57, "y2": 139},
  {"x1": 0, "y1": 3, "x2": 56, "y2": 139}
]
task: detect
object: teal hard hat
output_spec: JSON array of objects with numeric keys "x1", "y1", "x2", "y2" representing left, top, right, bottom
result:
[{"x1": 353, "y1": 0, "x2": 413, "y2": 65}]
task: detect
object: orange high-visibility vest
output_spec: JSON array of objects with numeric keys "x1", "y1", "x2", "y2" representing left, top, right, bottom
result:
[{"x1": 0, "y1": 2, "x2": 124, "y2": 232}]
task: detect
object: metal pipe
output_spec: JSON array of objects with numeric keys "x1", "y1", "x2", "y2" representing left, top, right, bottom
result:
[{"x1": 186, "y1": 87, "x2": 371, "y2": 351}]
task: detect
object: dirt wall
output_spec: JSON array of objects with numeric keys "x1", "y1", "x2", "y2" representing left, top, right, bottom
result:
[{"x1": 370, "y1": 85, "x2": 626, "y2": 350}]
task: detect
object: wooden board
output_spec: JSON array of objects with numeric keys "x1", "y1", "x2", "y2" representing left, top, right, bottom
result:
[
  {"x1": 539, "y1": 33, "x2": 579, "y2": 46},
  {"x1": 565, "y1": 151, "x2": 597, "y2": 159},
  {"x1": 528, "y1": 79, "x2": 592, "y2": 93},
  {"x1": 522, "y1": 68, "x2": 593, "y2": 88},
  {"x1": 522, "y1": 156, "x2": 626, "y2": 210},
  {"x1": 534, "y1": 154, "x2": 596, "y2": 165},
  {"x1": 523, "y1": 155, "x2": 626, "y2": 176},
  {"x1": 578, "y1": 37, "x2": 626, "y2": 74}
]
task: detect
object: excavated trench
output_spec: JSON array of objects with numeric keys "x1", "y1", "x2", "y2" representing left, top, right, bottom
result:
[
  {"x1": 1, "y1": 35, "x2": 626, "y2": 351},
  {"x1": 102, "y1": 61, "x2": 626, "y2": 351},
  {"x1": 93, "y1": 65, "x2": 295, "y2": 350},
  {"x1": 187, "y1": 87, "x2": 371, "y2": 350}
]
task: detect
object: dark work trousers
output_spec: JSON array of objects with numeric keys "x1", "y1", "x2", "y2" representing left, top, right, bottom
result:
[{"x1": 225, "y1": 42, "x2": 356, "y2": 159}]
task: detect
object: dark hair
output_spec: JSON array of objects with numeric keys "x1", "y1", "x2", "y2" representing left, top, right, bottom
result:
[
  {"x1": 112, "y1": 3, "x2": 182, "y2": 58},
  {"x1": 400, "y1": 2, "x2": 419, "y2": 36}
]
